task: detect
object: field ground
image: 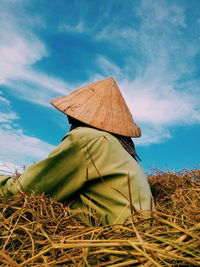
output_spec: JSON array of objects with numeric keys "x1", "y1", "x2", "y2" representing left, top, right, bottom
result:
[{"x1": 0, "y1": 169, "x2": 200, "y2": 266}]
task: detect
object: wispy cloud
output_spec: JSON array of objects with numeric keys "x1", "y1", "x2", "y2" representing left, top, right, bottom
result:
[
  {"x1": 0, "y1": 127, "x2": 54, "y2": 166},
  {"x1": 59, "y1": 21, "x2": 85, "y2": 34},
  {"x1": 0, "y1": 1, "x2": 72, "y2": 168},
  {"x1": 0, "y1": 1, "x2": 67, "y2": 168},
  {"x1": 0, "y1": 0, "x2": 71, "y2": 106},
  {"x1": 95, "y1": 56, "x2": 121, "y2": 78},
  {"x1": 120, "y1": 78, "x2": 200, "y2": 126},
  {"x1": 0, "y1": 93, "x2": 18, "y2": 123},
  {"x1": 5, "y1": 70, "x2": 71, "y2": 106},
  {"x1": 91, "y1": 0, "x2": 200, "y2": 144},
  {"x1": 0, "y1": 93, "x2": 54, "y2": 170},
  {"x1": 0, "y1": 1, "x2": 46, "y2": 82},
  {"x1": 136, "y1": 0, "x2": 186, "y2": 27},
  {"x1": 0, "y1": 0, "x2": 200, "y2": 157}
]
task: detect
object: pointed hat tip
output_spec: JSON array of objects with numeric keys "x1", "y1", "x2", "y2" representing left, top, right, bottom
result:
[
  {"x1": 101, "y1": 77, "x2": 117, "y2": 86},
  {"x1": 106, "y1": 77, "x2": 115, "y2": 82},
  {"x1": 50, "y1": 77, "x2": 141, "y2": 137}
]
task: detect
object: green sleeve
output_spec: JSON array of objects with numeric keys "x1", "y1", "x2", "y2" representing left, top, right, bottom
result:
[
  {"x1": 0, "y1": 175, "x2": 11, "y2": 185},
  {"x1": 0, "y1": 134, "x2": 87, "y2": 201}
]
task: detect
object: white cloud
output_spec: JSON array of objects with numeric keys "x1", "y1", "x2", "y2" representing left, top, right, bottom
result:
[
  {"x1": 0, "y1": 127, "x2": 54, "y2": 167},
  {"x1": 0, "y1": 1, "x2": 70, "y2": 168},
  {"x1": 134, "y1": 126, "x2": 171, "y2": 146},
  {"x1": 0, "y1": 0, "x2": 71, "y2": 106},
  {"x1": 118, "y1": 78, "x2": 200, "y2": 145},
  {"x1": 120, "y1": 79, "x2": 200, "y2": 126},
  {"x1": 0, "y1": 1, "x2": 46, "y2": 84},
  {"x1": 93, "y1": 52, "x2": 200, "y2": 145},
  {"x1": 96, "y1": 56, "x2": 121, "y2": 78},
  {"x1": 59, "y1": 21, "x2": 85, "y2": 33},
  {"x1": 0, "y1": 94, "x2": 54, "y2": 170},
  {"x1": 136, "y1": 0, "x2": 186, "y2": 27},
  {"x1": 0, "y1": 31, "x2": 46, "y2": 83},
  {"x1": 92, "y1": 0, "x2": 200, "y2": 145},
  {"x1": 0, "y1": 0, "x2": 200, "y2": 152},
  {"x1": 97, "y1": 26, "x2": 138, "y2": 45},
  {"x1": 6, "y1": 70, "x2": 71, "y2": 106},
  {"x1": 0, "y1": 94, "x2": 18, "y2": 123}
]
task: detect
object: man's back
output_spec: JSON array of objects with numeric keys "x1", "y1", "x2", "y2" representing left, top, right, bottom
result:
[
  {"x1": 66, "y1": 127, "x2": 153, "y2": 224},
  {"x1": 0, "y1": 126, "x2": 153, "y2": 225}
]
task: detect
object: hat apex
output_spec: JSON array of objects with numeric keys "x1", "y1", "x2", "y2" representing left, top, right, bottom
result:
[{"x1": 51, "y1": 77, "x2": 141, "y2": 137}]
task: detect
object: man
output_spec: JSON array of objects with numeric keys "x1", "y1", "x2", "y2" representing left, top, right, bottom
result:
[{"x1": 0, "y1": 77, "x2": 154, "y2": 225}]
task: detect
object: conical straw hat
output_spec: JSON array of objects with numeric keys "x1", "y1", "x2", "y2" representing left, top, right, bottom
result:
[{"x1": 50, "y1": 77, "x2": 141, "y2": 137}]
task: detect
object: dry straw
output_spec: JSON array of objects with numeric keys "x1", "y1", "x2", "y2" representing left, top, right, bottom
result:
[{"x1": 0, "y1": 169, "x2": 200, "y2": 266}]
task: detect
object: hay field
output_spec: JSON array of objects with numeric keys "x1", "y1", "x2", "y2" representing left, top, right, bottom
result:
[{"x1": 0, "y1": 169, "x2": 200, "y2": 266}]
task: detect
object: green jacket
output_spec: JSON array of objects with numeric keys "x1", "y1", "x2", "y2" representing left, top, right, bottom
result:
[{"x1": 0, "y1": 127, "x2": 154, "y2": 225}]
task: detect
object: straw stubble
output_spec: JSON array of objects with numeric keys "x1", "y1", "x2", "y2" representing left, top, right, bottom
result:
[{"x1": 0, "y1": 169, "x2": 199, "y2": 266}]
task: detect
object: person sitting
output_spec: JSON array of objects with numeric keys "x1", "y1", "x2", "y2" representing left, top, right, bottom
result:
[{"x1": 0, "y1": 77, "x2": 154, "y2": 225}]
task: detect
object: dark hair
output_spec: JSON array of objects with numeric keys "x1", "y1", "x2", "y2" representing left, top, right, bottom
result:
[{"x1": 67, "y1": 116, "x2": 88, "y2": 126}]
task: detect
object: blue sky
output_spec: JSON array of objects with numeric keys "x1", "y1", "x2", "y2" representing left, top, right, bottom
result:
[{"x1": 0, "y1": 0, "x2": 200, "y2": 173}]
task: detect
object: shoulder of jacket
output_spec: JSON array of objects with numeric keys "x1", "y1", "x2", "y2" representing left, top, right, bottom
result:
[{"x1": 69, "y1": 127, "x2": 113, "y2": 140}]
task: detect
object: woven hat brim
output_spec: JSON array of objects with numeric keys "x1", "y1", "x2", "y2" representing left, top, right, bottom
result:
[{"x1": 51, "y1": 78, "x2": 141, "y2": 138}]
